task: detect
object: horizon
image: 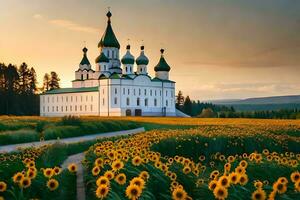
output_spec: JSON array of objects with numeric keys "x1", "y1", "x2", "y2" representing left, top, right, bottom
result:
[{"x1": 1, "y1": 0, "x2": 300, "y2": 100}]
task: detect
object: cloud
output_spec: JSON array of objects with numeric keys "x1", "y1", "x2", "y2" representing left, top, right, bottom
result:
[{"x1": 33, "y1": 14, "x2": 98, "y2": 34}]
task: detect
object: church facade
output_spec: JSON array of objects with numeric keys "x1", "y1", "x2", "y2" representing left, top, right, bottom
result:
[{"x1": 40, "y1": 11, "x2": 176, "y2": 117}]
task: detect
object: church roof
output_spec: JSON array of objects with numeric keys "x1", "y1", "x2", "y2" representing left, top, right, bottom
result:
[
  {"x1": 136, "y1": 46, "x2": 149, "y2": 65},
  {"x1": 98, "y1": 11, "x2": 120, "y2": 49},
  {"x1": 80, "y1": 47, "x2": 91, "y2": 65},
  {"x1": 154, "y1": 49, "x2": 171, "y2": 72},
  {"x1": 44, "y1": 87, "x2": 98, "y2": 94},
  {"x1": 95, "y1": 51, "x2": 109, "y2": 63},
  {"x1": 121, "y1": 45, "x2": 135, "y2": 64}
]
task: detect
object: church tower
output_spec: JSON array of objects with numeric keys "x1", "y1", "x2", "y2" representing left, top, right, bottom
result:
[
  {"x1": 75, "y1": 47, "x2": 92, "y2": 81},
  {"x1": 121, "y1": 44, "x2": 135, "y2": 75},
  {"x1": 98, "y1": 10, "x2": 122, "y2": 74},
  {"x1": 136, "y1": 46, "x2": 149, "y2": 75},
  {"x1": 154, "y1": 49, "x2": 171, "y2": 80}
]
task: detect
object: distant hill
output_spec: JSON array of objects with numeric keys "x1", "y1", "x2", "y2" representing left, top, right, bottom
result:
[{"x1": 209, "y1": 95, "x2": 300, "y2": 111}]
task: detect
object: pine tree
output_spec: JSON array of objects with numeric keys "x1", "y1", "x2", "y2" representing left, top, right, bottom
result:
[
  {"x1": 49, "y1": 71, "x2": 60, "y2": 90},
  {"x1": 176, "y1": 90, "x2": 185, "y2": 110},
  {"x1": 43, "y1": 73, "x2": 51, "y2": 92},
  {"x1": 183, "y1": 95, "x2": 192, "y2": 116},
  {"x1": 28, "y1": 67, "x2": 37, "y2": 94},
  {"x1": 18, "y1": 62, "x2": 30, "y2": 94}
]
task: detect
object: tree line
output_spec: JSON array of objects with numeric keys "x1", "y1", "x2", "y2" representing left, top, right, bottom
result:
[
  {"x1": 176, "y1": 91, "x2": 300, "y2": 119},
  {"x1": 0, "y1": 62, "x2": 60, "y2": 115}
]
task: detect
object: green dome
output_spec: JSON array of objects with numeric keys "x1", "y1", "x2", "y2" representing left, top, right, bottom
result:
[
  {"x1": 80, "y1": 47, "x2": 91, "y2": 65},
  {"x1": 98, "y1": 11, "x2": 120, "y2": 49},
  {"x1": 95, "y1": 52, "x2": 109, "y2": 63},
  {"x1": 136, "y1": 46, "x2": 149, "y2": 65},
  {"x1": 154, "y1": 49, "x2": 171, "y2": 72},
  {"x1": 121, "y1": 45, "x2": 135, "y2": 64}
]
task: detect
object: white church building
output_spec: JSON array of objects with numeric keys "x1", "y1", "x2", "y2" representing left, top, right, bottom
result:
[{"x1": 40, "y1": 11, "x2": 176, "y2": 117}]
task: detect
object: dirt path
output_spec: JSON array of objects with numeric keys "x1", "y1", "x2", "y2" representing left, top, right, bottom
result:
[{"x1": 0, "y1": 127, "x2": 145, "y2": 153}]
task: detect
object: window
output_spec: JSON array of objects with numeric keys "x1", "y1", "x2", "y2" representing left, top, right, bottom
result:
[
  {"x1": 137, "y1": 98, "x2": 140, "y2": 106},
  {"x1": 112, "y1": 51, "x2": 115, "y2": 58},
  {"x1": 150, "y1": 90, "x2": 152, "y2": 96},
  {"x1": 166, "y1": 100, "x2": 168, "y2": 107},
  {"x1": 145, "y1": 98, "x2": 148, "y2": 106},
  {"x1": 71, "y1": 96, "x2": 73, "y2": 102},
  {"x1": 102, "y1": 98, "x2": 105, "y2": 105},
  {"x1": 160, "y1": 90, "x2": 162, "y2": 96},
  {"x1": 144, "y1": 89, "x2": 146, "y2": 95},
  {"x1": 85, "y1": 105, "x2": 87, "y2": 111},
  {"x1": 70, "y1": 106, "x2": 72, "y2": 111},
  {"x1": 107, "y1": 50, "x2": 110, "y2": 58},
  {"x1": 139, "y1": 89, "x2": 141, "y2": 95},
  {"x1": 115, "y1": 88, "x2": 117, "y2": 94},
  {"x1": 87, "y1": 74, "x2": 89, "y2": 79},
  {"x1": 123, "y1": 88, "x2": 125, "y2": 95},
  {"x1": 126, "y1": 98, "x2": 130, "y2": 106},
  {"x1": 80, "y1": 105, "x2": 82, "y2": 111},
  {"x1": 91, "y1": 96, "x2": 93, "y2": 102},
  {"x1": 114, "y1": 97, "x2": 118, "y2": 105},
  {"x1": 166, "y1": 90, "x2": 168, "y2": 97},
  {"x1": 81, "y1": 74, "x2": 83, "y2": 80},
  {"x1": 134, "y1": 89, "x2": 136, "y2": 95},
  {"x1": 81, "y1": 96, "x2": 83, "y2": 102},
  {"x1": 155, "y1": 90, "x2": 157, "y2": 96},
  {"x1": 75, "y1": 105, "x2": 77, "y2": 111},
  {"x1": 52, "y1": 97, "x2": 54, "y2": 103},
  {"x1": 90, "y1": 105, "x2": 93, "y2": 111},
  {"x1": 66, "y1": 106, "x2": 68, "y2": 111},
  {"x1": 61, "y1": 106, "x2": 63, "y2": 112},
  {"x1": 66, "y1": 96, "x2": 68, "y2": 102},
  {"x1": 47, "y1": 97, "x2": 49, "y2": 103},
  {"x1": 47, "y1": 106, "x2": 49, "y2": 112},
  {"x1": 75, "y1": 96, "x2": 77, "y2": 102},
  {"x1": 125, "y1": 66, "x2": 128, "y2": 72},
  {"x1": 56, "y1": 106, "x2": 58, "y2": 112},
  {"x1": 154, "y1": 99, "x2": 157, "y2": 106},
  {"x1": 61, "y1": 96, "x2": 63, "y2": 102},
  {"x1": 128, "y1": 89, "x2": 130, "y2": 95}
]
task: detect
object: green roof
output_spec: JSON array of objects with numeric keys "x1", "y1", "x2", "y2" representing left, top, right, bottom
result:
[
  {"x1": 154, "y1": 49, "x2": 171, "y2": 72},
  {"x1": 95, "y1": 52, "x2": 109, "y2": 63},
  {"x1": 80, "y1": 47, "x2": 91, "y2": 65},
  {"x1": 136, "y1": 46, "x2": 149, "y2": 65},
  {"x1": 44, "y1": 87, "x2": 98, "y2": 95},
  {"x1": 98, "y1": 12, "x2": 120, "y2": 49},
  {"x1": 152, "y1": 77, "x2": 175, "y2": 83}
]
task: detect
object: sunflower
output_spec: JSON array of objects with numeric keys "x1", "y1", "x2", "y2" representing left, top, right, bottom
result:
[
  {"x1": 239, "y1": 160, "x2": 248, "y2": 168},
  {"x1": 95, "y1": 184, "x2": 110, "y2": 199},
  {"x1": 224, "y1": 163, "x2": 231, "y2": 173},
  {"x1": 47, "y1": 179, "x2": 59, "y2": 191},
  {"x1": 96, "y1": 176, "x2": 110, "y2": 186},
  {"x1": 125, "y1": 184, "x2": 142, "y2": 200},
  {"x1": 273, "y1": 182, "x2": 287, "y2": 194},
  {"x1": 0, "y1": 181, "x2": 7, "y2": 192},
  {"x1": 94, "y1": 158, "x2": 104, "y2": 167},
  {"x1": 43, "y1": 168, "x2": 54, "y2": 178},
  {"x1": 27, "y1": 169, "x2": 37, "y2": 179},
  {"x1": 227, "y1": 155, "x2": 235, "y2": 163},
  {"x1": 209, "y1": 180, "x2": 218, "y2": 191},
  {"x1": 182, "y1": 166, "x2": 191, "y2": 174},
  {"x1": 251, "y1": 189, "x2": 266, "y2": 200},
  {"x1": 213, "y1": 186, "x2": 228, "y2": 199},
  {"x1": 172, "y1": 187, "x2": 187, "y2": 200},
  {"x1": 130, "y1": 177, "x2": 145, "y2": 189},
  {"x1": 238, "y1": 174, "x2": 248, "y2": 186},
  {"x1": 68, "y1": 163, "x2": 77, "y2": 173},
  {"x1": 254, "y1": 181, "x2": 263, "y2": 189},
  {"x1": 229, "y1": 172, "x2": 239, "y2": 185},
  {"x1": 12, "y1": 172, "x2": 24, "y2": 183},
  {"x1": 139, "y1": 171, "x2": 150, "y2": 180},
  {"x1": 290, "y1": 171, "x2": 300, "y2": 183},
  {"x1": 104, "y1": 170, "x2": 114, "y2": 180},
  {"x1": 278, "y1": 177, "x2": 288, "y2": 184},
  {"x1": 235, "y1": 166, "x2": 246, "y2": 174},
  {"x1": 132, "y1": 156, "x2": 142, "y2": 166},
  {"x1": 53, "y1": 167, "x2": 61, "y2": 175},
  {"x1": 20, "y1": 177, "x2": 31, "y2": 188},
  {"x1": 218, "y1": 175, "x2": 230, "y2": 188},
  {"x1": 92, "y1": 166, "x2": 101, "y2": 176},
  {"x1": 115, "y1": 173, "x2": 126, "y2": 185},
  {"x1": 111, "y1": 160, "x2": 124, "y2": 171}
]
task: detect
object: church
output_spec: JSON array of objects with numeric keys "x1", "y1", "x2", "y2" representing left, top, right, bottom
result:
[{"x1": 40, "y1": 11, "x2": 176, "y2": 117}]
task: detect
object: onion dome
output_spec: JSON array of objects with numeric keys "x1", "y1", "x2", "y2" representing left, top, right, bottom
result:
[
  {"x1": 80, "y1": 47, "x2": 91, "y2": 65},
  {"x1": 136, "y1": 46, "x2": 149, "y2": 65},
  {"x1": 95, "y1": 51, "x2": 109, "y2": 63},
  {"x1": 121, "y1": 45, "x2": 135, "y2": 64},
  {"x1": 154, "y1": 49, "x2": 171, "y2": 72},
  {"x1": 98, "y1": 11, "x2": 120, "y2": 49}
]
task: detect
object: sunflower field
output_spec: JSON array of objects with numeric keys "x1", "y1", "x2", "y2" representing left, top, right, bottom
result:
[{"x1": 0, "y1": 117, "x2": 300, "y2": 200}]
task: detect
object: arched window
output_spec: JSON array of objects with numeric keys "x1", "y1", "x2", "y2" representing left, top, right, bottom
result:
[
  {"x1": 115, "y1": 88, "x2": 117, "y2": 94},
  {"x1": 81, "y1": 74, "x2": 83, "y2": 80},
  {"x1": 154, "y1": 98, "x2": 157, "y2": 106},
  {"x1": 166, "y1": 100, "x2": 168, "y2": 107},
  {"x1": 114, "y1": 97, "x2": 117, "y2": 105},
  {"x1": 126, "y1": 66, "x2": 128, "y2": 72},
  {"x1": 137, "y1": 98, "x2": 140, "y2": 106},
  {"x1": 145, "y1": 98, "x2": 148, "y2": 106},
  {"x1": 87, "y1": 74, "x2": 89, "y2": 79},
  {"x1": 107, "y1": 50, "x2": 110, "y2": 58},
  {"x1": 126, "y1": 98, "x2": 130, "y2": 106}
]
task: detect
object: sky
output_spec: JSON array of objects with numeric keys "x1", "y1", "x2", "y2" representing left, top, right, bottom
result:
[{"x1": 0, "y1": 0, "x2": 300, "y2": 100}]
